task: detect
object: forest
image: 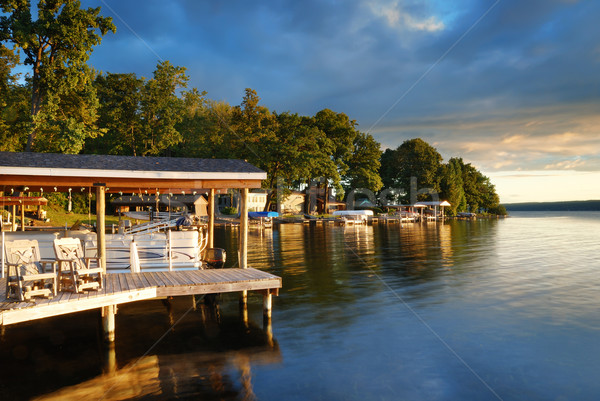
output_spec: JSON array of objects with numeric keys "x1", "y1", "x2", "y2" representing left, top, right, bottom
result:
[{"x1": 0, "y1": 0, "x2": 504, "y2": 215}]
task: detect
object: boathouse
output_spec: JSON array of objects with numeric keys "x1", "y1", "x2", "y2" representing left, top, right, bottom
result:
[{"x1": 0, "y1": 151, "x2": 282, "y2": 341}]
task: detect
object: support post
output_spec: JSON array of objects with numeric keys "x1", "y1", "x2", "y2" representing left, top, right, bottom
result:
[
  {"x1": 11, "y1": 205, "x2": 16, "y2": 231},
  {"x1": 208, "y1": 188, "x2": 215, "y2": 249},
  {"x1": 96, "y1": 185, "x2": 106, "y2": 272},
  {"x1": 102, "y1": 305, "x2": 117, "y2": 343},
  {"x1": 263, "y1": 291, "x2": 272, "y2": 320},
  {"x1": 239, "y1": 188, "x2": 248, "y2": 269},
  {"x1": 20, "y1": 205, "x2": 25, "y2": 231}
]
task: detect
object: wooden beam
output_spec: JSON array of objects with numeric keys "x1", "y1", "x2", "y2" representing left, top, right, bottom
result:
[{"x1": 0, "y1": 175, "x2": 263, "y2": 192}]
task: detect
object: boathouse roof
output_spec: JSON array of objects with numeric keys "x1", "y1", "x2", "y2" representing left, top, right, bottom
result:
[{"x1": 0, "y1": 151, "x2": 266, "y2": 192}]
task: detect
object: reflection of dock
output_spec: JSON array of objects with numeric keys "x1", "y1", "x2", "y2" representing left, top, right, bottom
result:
[
  {"x1": 0, "y1": 269, "x2": 281, "y2": 329},
  {"x1": 5, "y1": 297, "x2": 281, "y2": 401}
]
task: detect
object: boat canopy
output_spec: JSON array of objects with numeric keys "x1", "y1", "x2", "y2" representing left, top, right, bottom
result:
[
  {"x1": 333, "y1": 210, "x2": 374, "y2": 216},
  {"x1": 414, "y1": 201, "x2": 451, "y2": 207},
  {"x1": 249, "y1": 211, "x2": 279, "y2": 218}
]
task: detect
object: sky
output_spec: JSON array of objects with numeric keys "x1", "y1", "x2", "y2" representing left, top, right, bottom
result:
[{"x1": 60, "y1": 1, "x2": 600, "y2": 202}]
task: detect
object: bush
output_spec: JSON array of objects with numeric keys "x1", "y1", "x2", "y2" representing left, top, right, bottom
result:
[
  {"x1": 221, "y1": 206, "x2": 237, "y2": 215},
  {"x1": 488, "y1": 204, "x2": 508, "y2": 216}
]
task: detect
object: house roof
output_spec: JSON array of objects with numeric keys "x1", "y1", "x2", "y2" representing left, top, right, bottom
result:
[{"x1": 0, "y1": 152, "x2": 266, "y2": 193}]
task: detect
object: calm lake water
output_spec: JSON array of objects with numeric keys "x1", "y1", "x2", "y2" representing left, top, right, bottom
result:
[{"x1": 1, "y1": 212, "x2": 599, "y2": 400}]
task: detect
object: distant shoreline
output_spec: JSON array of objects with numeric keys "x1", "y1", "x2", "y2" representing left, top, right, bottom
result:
[{"x1": 504, "y1": 200, "x2": 600, "y2": 211}]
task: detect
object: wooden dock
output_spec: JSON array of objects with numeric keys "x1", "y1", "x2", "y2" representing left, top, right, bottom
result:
[{"x1": 0, "y1": 268, "x2": 282, "y2": 328}]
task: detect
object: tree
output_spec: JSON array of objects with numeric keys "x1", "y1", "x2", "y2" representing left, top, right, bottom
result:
[
  {"x1": 229, "y1": 88, "x2": 277, "y2": 161},
  {"x1": 344, "y1": 132, "x2": 383, "y2": 193},
  {"x1": 380, "y1": 148, "x2": 401, "y2": 189},
  {"x1": 380, "y1": 138, "x2": 443, "y2": 202},
  {"x1": 138, "y1": 61, "x2": 188, "y2": 156},
  {"x1": 1, "y1": 0, "x2": 115, "y2": 152},
  {"x1": 85, "y1": 72, "x2": 143, "y2": 155},
  {"x1": 0, "y1": 43, "x2": 28, "y2": 151},
  {"x1": 439, "y1": 158, "x2": 467, "y2": 215}
]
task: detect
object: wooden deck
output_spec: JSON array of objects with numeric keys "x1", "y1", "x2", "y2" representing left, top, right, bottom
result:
[{"x1": 0, "y1": 268, "x2": 282, "y2": 326}]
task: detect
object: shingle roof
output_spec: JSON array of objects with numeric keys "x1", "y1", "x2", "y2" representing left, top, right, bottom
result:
[{"x1": 0, "y1": 151, "x2": 264, "y2": 174}]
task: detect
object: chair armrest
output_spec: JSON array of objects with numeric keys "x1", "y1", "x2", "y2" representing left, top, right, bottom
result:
[
  {"x1": 82, "y1": 256, "x2": 101, "y2": 269},
  {"x1": 23, "y1": 272, "x2": 56, "y2": 281}
]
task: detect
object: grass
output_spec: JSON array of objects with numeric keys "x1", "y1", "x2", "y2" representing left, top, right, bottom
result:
[{"x1": 44, "y1": 208, "x2": 124, "y2": 228}]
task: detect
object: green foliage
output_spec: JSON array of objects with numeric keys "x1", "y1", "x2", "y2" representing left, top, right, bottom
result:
[
  {"x1": 380, "y1": 139, "x2": 501, "y2": 213},
  {"x1": 86, "y1": 73, "x2": 143, "y2": 155},
  {"x1": 0, "y1": 44, "x2": 29, "y2": 151},
  {"x1": 439, "y1": 158, "x2": 467, "y2": 215},
  {"x1": 1, "y1": 0, "x2": 115, "y2": 152},
  {"x1": 345, "y1": 132, "x2": 383, "y2": 193},
  {"x1": 379, "y1": 138, "x2": 443, "y2": 202},
  {"x1": 488, "y1": 204, "x2": 507, "y2": 215},
  {"x1": 139, "y1": 61, "x2": 188, "y2": 156},
  {"x1": 221, "y1": 206, "x2": 237, "y2": 215}
]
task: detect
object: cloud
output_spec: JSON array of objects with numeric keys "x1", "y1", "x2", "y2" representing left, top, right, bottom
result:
[
  {"x1": 374, "y1": 103, "x2": 600, "y2": 173},
  {"x1": 367, "y1": 1, "x2": 445, "y2": 32},
  {"x1": 86, "y1": 0, "x2": 600, "y2": 185}
]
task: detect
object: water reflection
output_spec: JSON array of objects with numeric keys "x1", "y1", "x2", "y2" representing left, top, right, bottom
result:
[
  {"x1": 5, "y1": 215, "x2": 600, "y2": 400},
  {"x1": 0, "y1": 297, "x2": 279, "y2": 400}
]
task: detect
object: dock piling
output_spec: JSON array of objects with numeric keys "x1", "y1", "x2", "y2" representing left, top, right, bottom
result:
[{"x1": 102, "y1": 304, "x2": 117, "y2": 343}]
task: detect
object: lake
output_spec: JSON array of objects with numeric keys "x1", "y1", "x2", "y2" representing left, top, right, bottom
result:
[{"x1": 1, "y1": 212, "x2": 599, "y2": 400}]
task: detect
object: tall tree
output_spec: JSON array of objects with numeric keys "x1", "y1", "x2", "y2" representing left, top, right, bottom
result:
[
  {"x1": 230, "y1": 88, "x2": 277, "y2": 161},
  {"x1": 1, "y1": 0, "x2": 115, "y2": 152},
  {"x1": 344, "y1": 132, "x2": 383, "y2": 193},
  {"x1": 138, "y1": 61, "x2": 188, "y2": 156},
  {"x1": 380, "y1": 138, "x2": 443, "y2": 202},
  {"x1": 439, "y1": 158, "x2": 467, "y2": 215},
  {"x1": 0, "y1": 43, "x2": 28, "y2": 151},
  {"x1": 85, "y1": 72, "x2": 143, "y2": 155}
]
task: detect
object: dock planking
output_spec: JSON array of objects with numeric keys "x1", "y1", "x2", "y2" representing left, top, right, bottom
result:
[{"x1": 0, "y1": 268, "x2": 281, "y2": 326}]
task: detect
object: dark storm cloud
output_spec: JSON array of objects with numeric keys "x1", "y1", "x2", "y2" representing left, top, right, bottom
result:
[{"x1": 86, "y1": 0, "x2": 600, "y2": 176}]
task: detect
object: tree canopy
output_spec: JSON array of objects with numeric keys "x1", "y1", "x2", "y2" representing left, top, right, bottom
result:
[
  {"x1": 1, "y1": 0, "x2": 115, "y2": 153},
  {"x1": 380, "y1": 139, "x2": 503, "y2": 214}
]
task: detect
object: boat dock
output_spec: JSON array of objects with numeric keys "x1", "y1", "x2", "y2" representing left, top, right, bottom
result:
[{"x1": 0, "y1": 268, "x2": 281, "y2": 340}]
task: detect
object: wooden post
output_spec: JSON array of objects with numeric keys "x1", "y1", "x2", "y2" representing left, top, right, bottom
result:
[
  {"x1": 104, "y1": 343, "x2": 116, "y2": 375},
  {"x1": 239, "y1": 188, "x2": 248, "y2": 269},
  {"x1": 263, "y1": 291, "x2": 272, "y2": 320},
  {"x1": 20, "y1": 205, "x2": 25, "y2": 231},
  {"x1": 239, "y1": 188, "x2": 249, "y2": 309},
  {"x1": 208, "y1": 188, "x2": 215, "y2": 249},
  {"x1": 102, "y1": 305, "x2": 117, "y2": 343},
  {"x1": 96, "y1": 185, "x2": 106, "y2": 273},
  {"x1": 11, "y1": 205, "x2": 16, "y2": 231}
]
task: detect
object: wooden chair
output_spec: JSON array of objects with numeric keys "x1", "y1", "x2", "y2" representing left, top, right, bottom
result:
[
  {"x1": 53, "y1": 237, "x2": 103, "y2": 293},
  {"x1": 4, "y1": 240, "x2": 57, "y2": 301}
]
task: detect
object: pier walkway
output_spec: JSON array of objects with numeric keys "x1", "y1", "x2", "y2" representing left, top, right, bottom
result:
[{"x1": 0, "y1": 268, "x2": 281, "y2": 328}]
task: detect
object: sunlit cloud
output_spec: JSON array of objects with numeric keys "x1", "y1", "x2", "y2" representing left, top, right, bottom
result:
[{"x1": 367, "y1": 0, "x2": 445, "y2": 32}]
